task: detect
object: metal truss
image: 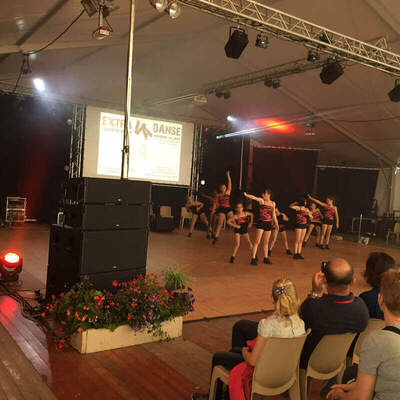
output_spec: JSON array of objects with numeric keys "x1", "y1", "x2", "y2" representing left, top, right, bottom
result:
[
  {"x1": 68, "y1": 104, "x2": 86, "y2": 179},
  {"x1": 189, "y1": 124, "x2": 203, "y2": 197},
  {"x1": 178, "y1": 0, "x2": 400, "y2": 76},
  {"x1": 145, "y1": 55, "x2": 332, "y2": 107}
]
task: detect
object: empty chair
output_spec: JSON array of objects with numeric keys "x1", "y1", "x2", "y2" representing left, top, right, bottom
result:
[
  {"x1": 159, "y1": 206, "x2": 173, "y2": 218},
  {"x1": 351, "y1": 318, "x2": 385, "y2": 365},
  {"x1": 209, "y1": 331, "x2": 309, "y2": 400},
  {"x1": 300, "y1": 332, "x2": 357, "y2": 400},
  {"x1": 386, "y1": 221, "x2": 400, "y2": 246},
  {"x1": 180, "y1": 206, "x2": 192, "y2": 231}
]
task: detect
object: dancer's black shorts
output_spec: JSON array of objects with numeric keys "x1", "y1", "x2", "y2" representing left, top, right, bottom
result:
[
  {"x1": 216, "y1": 206, "x2": 232, "y2": 215},
  {"x1": 278, "y1": 225, "x2": 286, "y2": 232},
  {"x1": 323, "y1": 219, "x2": 334, "y2": 226},
  {"x1": 295, "y1": 224, "x2": 308, "y2": 230},
  {"x1": 190, "y1": 206, "x2": 203, "y2": 216},
  {"x1": 234, "y1": 224, "x2": 249, "y2": 235},
  {"x1": 310, "y1": 222, "x2": 322, "y2": 228},
  {"x1": 256, "y1": 221, "x2": 272, "y2": 231}
]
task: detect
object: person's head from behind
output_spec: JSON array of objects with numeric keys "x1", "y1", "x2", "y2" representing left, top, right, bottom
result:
[
  {"x1": 272, "y1": 279, "x2": 299, "y2": 320},
  {"x1": 186, "y1": 196, "x2": 193, "y2": 204},
  {"x1": 326, "y1": 195, "x2": 335, "y2": 206},
  {"x1": 379, "y1": 269, "x2": 400, "y2": 318},
  {"x1": 235, "y1": 202, "x2": 244, "y2": 214},
  {"x1": 323, "y1": 258, "x2": 354, "y2": 294},
  {"x1": 364, "y1": 252, "x2": 395, "y2": 289},
  {"x1": 310, "y1": 202, "x2": 317, "y2": 211},
  {"x1": 262, "y1": 189, "x2": 272, "y2": 201},
  {"x1": 219, "y1": 184, "x2": 227, "y2": 194}
]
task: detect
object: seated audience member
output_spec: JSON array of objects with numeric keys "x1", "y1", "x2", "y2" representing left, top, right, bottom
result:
[
  {"x1": 359, "y1": 252, "x2": 395, "y2": 319},
  {"x1": 327, "y1": 269, "x2": 400, "y2": 400},
  {"x1": 228, "y1": 258, "x2": 369, "y2": 373},
  {"x1": 192, "y1": 279, "x2": 305, "y2": 400}
]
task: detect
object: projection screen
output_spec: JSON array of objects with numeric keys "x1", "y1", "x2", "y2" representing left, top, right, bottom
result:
[{"x1": 83, "y1": 106, "x2": 195, "y2": 186}]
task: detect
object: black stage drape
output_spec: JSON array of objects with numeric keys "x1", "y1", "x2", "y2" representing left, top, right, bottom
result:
[
  {"x1": 316, "y1": 167, "x2": 379, "y2": 232},
  {"x1": 251, "y1": 147, "x2": 318, "y2": 213}
]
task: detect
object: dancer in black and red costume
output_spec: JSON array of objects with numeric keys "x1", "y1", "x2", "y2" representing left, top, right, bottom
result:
[
  {"x1": 308, "y1": 194, "x2": 339, "y2": 249},
  {"x1": 212, "y1": 170, "x2": 233, "y2": 244},
  {"x1": 200, "y1": 191, "x2": 218, "y2": 239},
  {"x1": 227, "y1": 202, "x2": 253, "y2": 263},
  {"x1": 289, "y1": 198, "x2": 312, "y2": 259},
  {"x1": 303, "y1": 202, "x2": 323, "y2": 247},
  {"x1": 244, "y1": 189, "x2": 278, "y2": 266},
  {"x1": 185, "y1": 196, "x2": 209, "y2": 238},
  {"x1": 269, "y1": 207, "x2": 292, "y2": 256}
]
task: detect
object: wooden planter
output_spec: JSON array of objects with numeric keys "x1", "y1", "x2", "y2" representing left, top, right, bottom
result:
[{"x1": 71, "y1": 317, "x2": 183, "y2": 354}]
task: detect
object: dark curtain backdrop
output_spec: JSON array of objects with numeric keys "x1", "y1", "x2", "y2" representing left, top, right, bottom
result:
[
  {"x1": 0, "y1": 94, "x2": 73, "y2": 223},
  {"x1": 251, "y1": 148, "x2": 318, "y2": 213},
  {"x1": 316, "y1": 167, "x2": 379, "y2": 232}
]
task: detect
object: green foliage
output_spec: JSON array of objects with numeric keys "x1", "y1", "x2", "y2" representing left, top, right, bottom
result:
[
  {"x1": 42, "y1": 274, "x2": 195, "y2": 349},
  {"x1": 162, "y1": 267, "x2": 192, "y2": 291}
]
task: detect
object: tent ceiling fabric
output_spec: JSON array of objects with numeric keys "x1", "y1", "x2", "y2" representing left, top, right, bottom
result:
[{"x1": 1, "y1": 0, "x2": 400, "y2": 167}]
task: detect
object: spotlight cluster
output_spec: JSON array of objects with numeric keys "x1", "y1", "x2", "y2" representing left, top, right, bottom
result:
[
  {"x1": 264, "y1": 78, "x2": 280, "y2": 89},
  {"x1": 149, "y1": 0, "x2": 181, "y2": 18},
  {"x1": 215, "y1": 89, "x2": 231, "y2": 99},
  {"x1": 224, "y1": 28, "x2": 269, "y2": 59}
]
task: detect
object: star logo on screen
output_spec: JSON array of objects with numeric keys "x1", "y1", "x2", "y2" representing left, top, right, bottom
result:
[{"x1": 134, "y1": 120, "x2": 152, "y2": 139}]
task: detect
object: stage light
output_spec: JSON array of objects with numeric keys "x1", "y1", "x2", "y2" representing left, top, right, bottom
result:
[
  {"x1": 253, "y1": 118, "x2": 294, "y2": 133},
  {"x1": 227, "y1": 115, "x2": 235, "y2": 122},
  {"x1": 255, "y1": 33, "x2": 268, "y2": 48},
  {"x1": 307, "y1": 50, "x2": 320, "y2": 62},
  {"x1": 168, "y1": 2, "x2": 181, "y2": 18},
  {"x1": 264, "y1": 78, "x2": 280, "y2": 88},
  {"x1": 388, "y1": 80, "x2": 400, "y2": 102},
  {"x1": 200, "y1": 180, "x2": 206, "y2": 185},
  {"x1": 320, "y1": 61, "x2": 343, "y2": 84},
  {"x1": 215, "y1": 90, "x2": 231, "y2": 99},
  {"x1": 319, "y1": 32, "x2": 330, "y2": 44},
  {"x1": 154, "y1": 0, "x2": 168, "y2": 12},
  {"x1": 225, "y1": 27, "x2": 249, "y2": 59},
  {"x1": 81, "y1": 0, "x2": 98, "y2": 17},
  {"x1": 33, "y1": 78, "x2": 45, "y2": 92},
  {"x1": 0, "y1": 252, "x2": 23, "y2": 283}
]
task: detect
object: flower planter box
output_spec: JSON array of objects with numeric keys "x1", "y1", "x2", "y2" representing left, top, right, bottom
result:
[{"x1": 71, "y1": 317, "x2": 183, "y2": 354}]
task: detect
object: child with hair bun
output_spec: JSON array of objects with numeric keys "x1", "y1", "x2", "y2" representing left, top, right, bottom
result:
[{"x1": 229, "y1": 279, "x2": 305, "y2": 400}]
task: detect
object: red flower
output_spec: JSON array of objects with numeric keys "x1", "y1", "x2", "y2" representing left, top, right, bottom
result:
[
  {"x1": 59, "y1": 292, "x2": 65, "y2": 298},
  {"x1": 40, "y1": 312, "x2": 46, "y2": 318},
  {"x1": 83, "y1": 306, "x2": 89, "y2": 311},
  {"x1": 61, "y1": 321, "x2": 66, "y2": 325},
  {"x1": 81, "y1": 314, "x2": 88, "y2": 322},
  {"x1": 66, "y1": 309, "x2": 71, "y2": 316},
  {"x1": 83, "y1": 275, "x2": 89, "y2": 280},
  {"x1": 77, "y1": 327, "x2": 83, "y2": 333},
  {"x1": 75, "y1": 312, "x2": 80, "y2": 320},
  {"x1": 127, "y1": 313, "x2": 131, "y2": 321},
  {"x1": 131, "y1": 302, "x2": 136, "y2": 307},
  {"x1": 112, "y1": 280, "x2": 118, "y2": 287}
]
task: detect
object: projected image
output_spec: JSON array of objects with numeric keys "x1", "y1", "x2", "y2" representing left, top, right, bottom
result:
[{"x1": 97, "y1": 112, "x2": 183, "y2": 182}]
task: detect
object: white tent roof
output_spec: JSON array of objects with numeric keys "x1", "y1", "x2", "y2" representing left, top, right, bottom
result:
[{"x1": 1, "y1": 0, "x2": 400, "y2": 167}]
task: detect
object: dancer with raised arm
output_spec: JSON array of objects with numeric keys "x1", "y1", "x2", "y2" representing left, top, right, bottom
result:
[
  {"x1": 244, "y1": 189, "x2": 278, "y2": 266},
  {"x1": 212, "y1": 170, "x2": 233, "y2": 245},
  {"x1": 227, "y1": 202, "x2": 254, "y2": 263},
  {"x1": 200, "y1": 191, "x2": 218, "y2": 239},
  {"x1": 289, "y1": 198, "x2": 312, "y2": 259},
  {"x1": 303, "y1": 201, "x2": 323, "y2": 248},
  {"x1": 269, "y1": 207, "x2": 292, "y2": 256},
  {"x1": 185, "y1": 196, "x2": 209, "y2": 238},
  {"x1": 308, "y1": 194, "x2": 339, "y2": 249}
]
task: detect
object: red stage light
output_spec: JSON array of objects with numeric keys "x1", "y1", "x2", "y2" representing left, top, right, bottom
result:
[
  {"x1": 253, "y1": 118, "x2": 294, "y2": 133},
  {"x1": 4, "y1": 252, "x2": 20, "y2": 265}
]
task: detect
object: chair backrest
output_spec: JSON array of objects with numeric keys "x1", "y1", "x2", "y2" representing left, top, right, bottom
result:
[
  {"x1": 160, "y1": 206, "x2": 172, "y2": 218},
  {"x1": 394, "y1": 222, "x2": 400, "y2": 233},
  {"x1": 308, "y1": 333, "x2": 357, "y2": 375},
  {"x1": 353, "y1": 319, "x2": 385, "y2": 360},
  {"x1": 181, "y1": 207, "x2": 191, "y2": 218},
  {"x1": 252, "y1": 331, "x2": 309, "y2": 390}
]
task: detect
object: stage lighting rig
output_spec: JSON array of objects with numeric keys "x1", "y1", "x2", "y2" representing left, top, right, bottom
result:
[
  {"x1": 320, "y1": 60, "x2": 343, "y2": 84},
  {"x1": 0, "y1": 252, "x2": 23, "y2": 283},
  {"x1": 304, "y1": 121, "x2": 316, "y2": 136},
  {"x1": 225, "y1": 27, "x2": 249, "y2": 59},
  {"x1": 215, "y1": 89, "x2": 231, "y2": 99},
  {"x1": 388, "y1": 79, "x2": 400, "y2": 102},
  {"x1": 149, "y1": 0, "x2": 182, "y2": 18},
  {"x1": 255, "y1": 33, "x2": 268, "y2": 48},
  {"x1": 264, "y1": 78, "x2": 280, "y2": 88},
  {"x1": 307, "y1": 50, "x2": 320, "y2": 62}
]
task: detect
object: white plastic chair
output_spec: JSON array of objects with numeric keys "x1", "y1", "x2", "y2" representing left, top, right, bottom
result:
[
  {"x1": 160, "y1": 206, "x2": 173, "y2": 218},
  {"x1": 180, "y1": 207, "x2": 192, "y2": 232},
  {"x1": 386, "y1": 222, "x2": 400, "y2": 245}
]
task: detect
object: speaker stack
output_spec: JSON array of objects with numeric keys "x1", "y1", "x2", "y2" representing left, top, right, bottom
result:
[{"x1": 46, "y1": 178, "x2": 151, "y2": 297}]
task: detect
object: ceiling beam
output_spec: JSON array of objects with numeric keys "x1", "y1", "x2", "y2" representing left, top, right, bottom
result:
[
  {"x1": 364, "y1": 0, "x2": 400, "y2": 38},
  {"x1": 280, "y1": 86, "x2": 396, "y2": 167}
]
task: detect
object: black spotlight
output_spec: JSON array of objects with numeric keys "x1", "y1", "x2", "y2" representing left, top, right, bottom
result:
[
  {"x1": 388, "y1": 80, "x2": 400, "y2": 102},
  {"x1": 255, "y1": 33, "x2": 268, "y2": 48},
  {"x1": 307, "y1": 50, "x2": 320, "y2": 62},
  {"x1": 320, "y1": 61, "x2": 343, "y2": 84},
  {"x1": 264, "y1": 78, "x2": 280, "y2": 88},
  {"x1": 215, "y1": 90, "x2": 231, "y2": 99},
  {"x1": 319, "y1": 32, "x2": 330, "y2": 44},
  {"x1": 225, "y1": 27, "x2": 249, "y2": 59}
]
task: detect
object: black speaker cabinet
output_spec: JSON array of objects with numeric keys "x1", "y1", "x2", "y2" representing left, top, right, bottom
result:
[
  {"x1": 66, "y1": 177, "x2": 151, "y2": 204},
  {"x1": 64, "y1": 204, "x2": 149, "y2": 230},
  {"x1": 151, "y1": 217, "x2": 175, "y2": 232}
]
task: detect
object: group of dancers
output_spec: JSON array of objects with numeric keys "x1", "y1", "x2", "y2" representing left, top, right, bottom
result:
[{"x1": 185, "y1": 170, "x2": 339, "y2": 266}]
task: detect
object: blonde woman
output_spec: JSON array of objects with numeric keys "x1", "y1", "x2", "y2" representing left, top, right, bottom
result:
[{"x1": 229, "y1": 279, "x2": 305, "y2": 400}]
